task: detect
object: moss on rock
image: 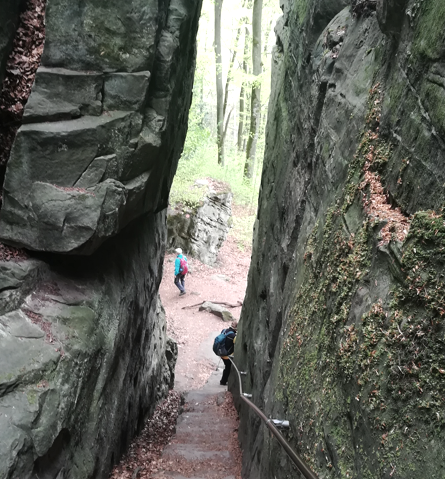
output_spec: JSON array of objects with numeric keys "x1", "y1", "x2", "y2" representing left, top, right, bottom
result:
[{"x1": 277, "y1": 83, "x2": 445, "y2": 477}]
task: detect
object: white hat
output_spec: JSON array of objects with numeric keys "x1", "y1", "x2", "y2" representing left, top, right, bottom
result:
[{"x1": 175, "y1": 248, "x2": 182, "y2": 254}]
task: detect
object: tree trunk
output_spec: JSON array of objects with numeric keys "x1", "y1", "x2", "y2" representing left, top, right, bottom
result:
[
  {"x1": 223, "y1": 21, "x2": 243, "y2": 120},
  {"x1": 221, "y1": 15, "x2": 244, "y2": 151},
  {"x1": 237, "y1": 25, "x2": 250, "y2": 151},
  {"x1": 214, "y1": 0, "x2": 224, "y2": 166},
  {"x1": 244, "y1": 0, "x2": 262, "y2": 179}
]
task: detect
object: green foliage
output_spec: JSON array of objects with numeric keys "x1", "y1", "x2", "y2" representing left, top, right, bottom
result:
[
  {"x1": 169, "y1": 0, "x2": 280, "y2": 246},
  {"x1": 170, "y1": 82, "x2": 261, "y2": 247},
  {"x1": 230, "y1": 210, "x2": 256, "y2": 249},
  {"x1": 171, "y1": 119, "x2": 262, "y2": 207},
  {"x1": 170, "y1": 111, "x2": 261, "y2": 248}
]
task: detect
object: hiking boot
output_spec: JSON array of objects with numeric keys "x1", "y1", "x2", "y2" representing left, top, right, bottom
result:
[{"x1": 179, "y1": 291, "x2": 186, "y2": 296}]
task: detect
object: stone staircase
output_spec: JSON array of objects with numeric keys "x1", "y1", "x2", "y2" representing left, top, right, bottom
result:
[{"x1": 152, "y1": 370, "x2": 240, "y2": 479}]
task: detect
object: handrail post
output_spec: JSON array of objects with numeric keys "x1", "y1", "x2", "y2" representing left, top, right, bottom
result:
[{"x1": 228, "y1": 357, "x2": 319, "y2": 479}]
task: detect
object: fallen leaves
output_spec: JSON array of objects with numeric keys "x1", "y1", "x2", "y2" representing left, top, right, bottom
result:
[
  {"x1": 0, "y1": 242, "x2": 28, "y2": 262},
  {"x1": 22, "y1": 308, "x2": 54, "y2": 342},
  {"x1": 358, "y1": 85, "x2": 411, "y2": 245},
  {"x1": 153, "y1": 393, "x2": 242, "y2": 479},
  {"x1": 360, "y1": 167, "x2": 410, "y2": 245},
  {"x1": 109, "y1": 391, "x2": 182, "y2": 479},
  {"x1": 0, "y1": 0, "x2": 46, "y2": 168}
]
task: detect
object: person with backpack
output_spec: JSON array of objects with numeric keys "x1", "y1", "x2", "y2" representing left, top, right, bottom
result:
[
  {"x1": 174, "y1": 248, "x2": 188, "y2": 296},
  {"x1": 213, "y1": 321, "x2": 238, "y2": 385}
]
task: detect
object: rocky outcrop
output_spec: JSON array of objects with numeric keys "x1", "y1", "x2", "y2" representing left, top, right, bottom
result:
[
  {"x1": 0, "y1": 213, "x2": 177, "y2": 479},
  {"x1": 0, "y1": 0, "x2": 201, "y2": 477},
  {"x1": 234, "y1": 1, "x2": 445, "y2": 478},
  {"x1": 0, "y1": 0, "x2": 201, "y2": 255},
  {"x1": 167, "y1": 189, "x2": 232, "y2": 266}
]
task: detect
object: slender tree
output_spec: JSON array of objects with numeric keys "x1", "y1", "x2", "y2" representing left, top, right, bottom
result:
[
  {"x1": 220, "y1": 2, "x2": 247, "y2": 153},
  {"x1": 237, "y1": 25, "x2": 250, "y2": 151},
  {"x1": 244, "y1": 0, "x2": 263, "y2": 178},
  {"x1": 223, "y1": 19, "x2": 243, "y2": 121},
  {"x1": 214, "y1": 0, "x2": 224, "y2": 165}
]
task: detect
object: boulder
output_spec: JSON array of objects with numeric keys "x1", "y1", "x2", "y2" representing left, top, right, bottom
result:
[
  {"x1": 0, "y1": 212, "x2": 177, "y2": 479},
  {"x1": 23, "y1": 68, "x2": 152, "y2": 121},
  {"x1": 0, "y1": 259, "x2": 40, "y2": 316},
  {"x1": 23, "y1": 67, "x2": 104, "y2": 122},
  {"x1": 0, "y1": 0, "x2": 203, "y2": 478},
  {"x1": 0, "y1": 0, "x2": 203, "y2": 255},
  {"x1": 41, "y1": 0, "x2": 159, "y2": 72},
  {"x1": 104, "y1": 71, "x2": 151, "y2": 111},
  {"x1": 198, "y1": 301, "x2": 234, "y2": 322},
  {"x1": 0, "y1": 112, "x2": 144, "y2": 253}
]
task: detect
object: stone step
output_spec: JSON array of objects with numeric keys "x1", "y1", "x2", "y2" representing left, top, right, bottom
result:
[
  {"x1": 162, "y1": 443, "x2": 231, "y2": 462},
  {"x1": 170, "y1": 430, "x2": 225, "y2": 445},
  {"x1": 152, "y1": 473, "x2": 235, "y2": 479},
  {"x1": 177, "y1": 412, "x2": 227, "y2": 423},
  {"x1": 154, "y1": 370, "x2": 240, "y2": 478}
]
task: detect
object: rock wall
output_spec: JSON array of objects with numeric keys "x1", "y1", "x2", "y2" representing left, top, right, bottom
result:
[
  {"x1": 0, "y1": 0, "x2": 201, "y2": 255},
  {"x1": 0, "y1": 213, "x2": 177, "y2": 479},
  {"x1": 167, "y1": 190, "x2": 232, "y2": 265},
  {"x1": 0, "y1": 0, "x2": 202, "y2": 477},
  {"x1": 234, "y1": 1, "x2": 445, "y2": 478}
]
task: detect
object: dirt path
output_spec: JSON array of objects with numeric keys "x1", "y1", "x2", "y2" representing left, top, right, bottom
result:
[
  {"x1": 160, "y1": 235, "x2": 250, "y2": 391},
  {"x1": 110, "y1": 235, "x2": 251, "y2": 479},
  {"x1": 154, "y1": 235, "x2": 250, "y2": 478}
]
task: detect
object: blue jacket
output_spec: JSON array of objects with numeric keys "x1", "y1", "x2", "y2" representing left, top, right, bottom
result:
[{"x1": 175, "y1": 254, "x2": 188, "y2": 275}]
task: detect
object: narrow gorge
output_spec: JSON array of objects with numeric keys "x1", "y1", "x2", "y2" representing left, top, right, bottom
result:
[{"x1": 1, "y1": 0, "x2": 444, "y2": 479}]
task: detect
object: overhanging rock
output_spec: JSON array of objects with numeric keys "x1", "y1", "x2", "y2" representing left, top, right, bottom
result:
[
  {"x1": 0, "y1": 0, "x2": 202, "y2": 478},
  {"x1": 0, "y1": 0, "x2": 202, "y2": 255}
]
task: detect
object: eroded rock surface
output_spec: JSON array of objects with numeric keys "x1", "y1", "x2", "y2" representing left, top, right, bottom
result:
[
  {"x1": 235, "y1": 1, "x2": 445, "y2": 478},
  {"x1": 0, "y1": 214, "x2": 177, "y2": 479},
  {"x1": 0, "y1": 0, "x2": 201, "y2": 255},
  {"x1": 167, "y1": 190, "x2": 233, "y2": 266},
  {"x1": 0, "y1": 0, "x2": 201, "y2": 478}
]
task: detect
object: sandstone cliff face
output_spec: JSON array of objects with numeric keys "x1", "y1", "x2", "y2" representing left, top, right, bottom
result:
[
  {"x1": 0, "y1": 0, "x2": 201, "y2": 478},
  {"x1": 235, "y1": 1, "x2": 445, "y2": 478},
  {"x1": 0, "y1": 0, "x2": 200, "y2": 255},
  {"x1": 167, "y1": 190, "x2": 233, "y2": 265}
]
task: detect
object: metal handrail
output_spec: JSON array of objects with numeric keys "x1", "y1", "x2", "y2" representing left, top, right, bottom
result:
[{"x1": 229, "y1": 357, "x2": 319, "y2": 479}]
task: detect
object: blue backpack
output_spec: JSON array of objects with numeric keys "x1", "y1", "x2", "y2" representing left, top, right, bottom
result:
[{"x1": 213, "y1": 329, "x2": 234, "y2": 357}]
